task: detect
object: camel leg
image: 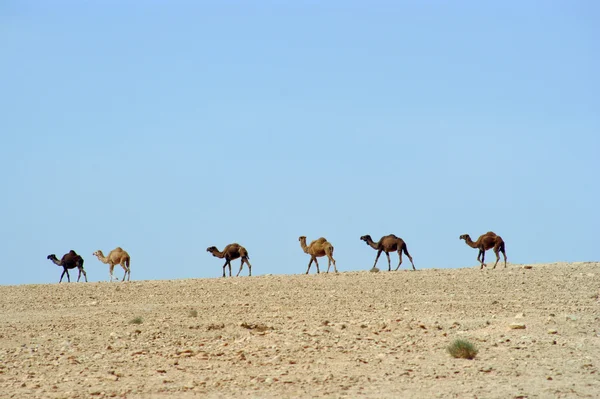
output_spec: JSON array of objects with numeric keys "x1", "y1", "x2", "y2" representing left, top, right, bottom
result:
[
  {"x1": 479, "y1": 250, "x2": 487, "y2": 269},
  {"x1": 109, "y1": 264, "x2": 116, "y2": 282},
  {"x1": 122, "y1": 262, "x2": 131, "y2": 281},
  {"x1": 60, "y1": 268, "x2": 69, "y2": 283},
  {"x1": 403, "y1": 247, "x2": 416, "y2": 271},
  {"x1": 244, "y1": 258, "x2": 252, "y2": 276},
  {"x1": 502, "y1": 249, "x2": 507, "y2": 268},
  {"x1": 78, "y1": 267, "x2": 88, "y2": 282},
  {"x1": 326, "y1": 254, "x2": 338, "y2": 273},
  {"x1": 394, "y1": 251, "x2": 402, "y2": 271},
  {"x1": 373, "y1": 250, "x2": 384, "y2": 270},
  {"x1": 492, "y1": 249, "x2": 500, "y2": 269},
  {"x1": 305, "y1": 258, "x2": 314, "y2": 274},
  {"x1": 330, "y1": 255, "x2": 338, "y2": 273},
  {"x1": 385, "y1": 252, "x2": 392, "y2": 271},
  {"x1": 236, "y1": 259, "x2": 245, "y2": 277},
  {"x1": 314, "y1": 258, "x2": 321, "y2": 274},
  {"x1": 222, "y1": 260, "x2": 228, "y2": 277},
  {"x1": 120, "y1": 263, "x2": 128, "y2": 281}
]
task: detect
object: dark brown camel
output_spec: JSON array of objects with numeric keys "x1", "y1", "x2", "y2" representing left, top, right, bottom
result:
[
  {"x1": 47, "y1": 250, "x2": 87, "y2": 283},
  {"x1": 298, "y1": 236, "x2": 338, "y2": 274},
  {"x1": 207, "y1": 243, "x2": 252, "y2": 277},
  {"x1": 459, "y1": 232, "x2": 507, "y2": 269},
  {"x1": 360, "y1": 234, "x2": 416, "y2": 271}
]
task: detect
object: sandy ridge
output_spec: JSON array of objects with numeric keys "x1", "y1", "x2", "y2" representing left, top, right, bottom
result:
[{"x1": 1, "y1": 262, "x2": 599, "y2": 398}]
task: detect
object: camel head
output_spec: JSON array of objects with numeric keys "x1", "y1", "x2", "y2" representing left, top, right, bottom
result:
[
  {"x1": 47, "y1": 254, "x2": 57, "y2": 261},
  {"x1": 92, "y1": 250, "x2": 104, "y2": 258},
  {"x1": 459, "y1": 234, "x2": 470, "y2": 241},
  {"x1": 298, "y1": 236, "x2": 307, "y2": 244},
  {"x1": 206, "y1": 246, "x2": 217, "y2": 253},
  {"x1": 360, "y1": 235, "x2": 372, "y2": 243}
]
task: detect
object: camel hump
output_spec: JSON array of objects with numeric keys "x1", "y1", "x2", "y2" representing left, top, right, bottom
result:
[
  {"x1": 115, "y1": 247, "x2": 124, "y2": 251},
  {"x1": 310, "y1": 237, "x2": 328, "y2": 246}
]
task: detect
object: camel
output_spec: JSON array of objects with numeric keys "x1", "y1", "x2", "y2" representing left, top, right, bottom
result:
[
  {"x1": 298, "y1": 236, "x2": 338, "y2": 274},
  {"x1": 360, "y1": 234, "x2": 416, "y2": 271},
  {"x1": 206, "y1": 243, "x2": 252, "y2": 277},
  {"x1": 47, "y1": 250, "x2": 87, "y2": 283},
  {"x1": 459, "y1": 232, "x2": 507, "y2": 269},
  {"x1": 93, "y1": 247, "x2": 131, "y2": 281}
]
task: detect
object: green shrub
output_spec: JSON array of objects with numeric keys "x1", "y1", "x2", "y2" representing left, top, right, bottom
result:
[{"x1": 447, "y1": 339, "x2": 478, "y2": 359}]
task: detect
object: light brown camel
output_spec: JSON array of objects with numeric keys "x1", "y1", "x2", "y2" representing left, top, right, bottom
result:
[
  {"x1": 360, "y1": 234, "x2": 416, "y2": 271},
  {"x1": 93, "y1": 247, "x2": 131, "y2": 281},
  {"x1": 47, "y1": 250, "x2": 87, "y2": 283},
  {"x1": 206, "y1": 243, "x2": 252, "y2": 277},
  {"x1": 298, "y1": 236, "x2": 338, "y2": 274},
  {"x1": 459, "y1": 232, "x2": 507, "y2": 269}
]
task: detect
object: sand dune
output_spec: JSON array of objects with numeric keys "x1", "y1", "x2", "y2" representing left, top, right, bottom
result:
[{"x1": 1, "y1": 262, "x2": 599, "y2": 398}]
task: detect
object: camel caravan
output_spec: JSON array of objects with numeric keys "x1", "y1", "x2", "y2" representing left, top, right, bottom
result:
[{"x1": 46, "y1": 231, "x2": 507, "y2": 283}]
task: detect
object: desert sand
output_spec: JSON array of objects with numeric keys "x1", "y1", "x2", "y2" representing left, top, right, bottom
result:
[{"x1": 1, "y1": 262, "x2": 599, "y2": 398}]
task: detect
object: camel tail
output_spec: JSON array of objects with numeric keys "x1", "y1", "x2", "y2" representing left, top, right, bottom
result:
[
  {"x1": 125, "y1": 257, "x2": 131, "y2": 268},
  {"x1": 402, "y1": 243, "x2": 411, "y2": 256}
]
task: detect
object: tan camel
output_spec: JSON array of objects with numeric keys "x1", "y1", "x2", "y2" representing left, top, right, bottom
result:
[
  {"x1": 360, "y1": 234, "x2": 416, "y2": 271},
  {"x1": 298, "y1": 236, "x2": 338, "y2": 274},
  {"x1": 459, "y1": 232, "x2": 507, "y2": 269},
  {"x1": 47, "y1": 250, "x2": 87, "y2": 283},
  {"x1": 93, "y1": 247, "x2": 131, "y2": 281},
  {"x1": 206, "y1": 243, "x2": 252, "y2": 277}
]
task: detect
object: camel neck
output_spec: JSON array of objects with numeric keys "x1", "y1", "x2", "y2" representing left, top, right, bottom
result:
[
  {"x1": 464, "y1": 238, "x2": 478, "y2": 248},
  {"x1": 366, "y1": 239, "x2": 378, "y2": 250}
]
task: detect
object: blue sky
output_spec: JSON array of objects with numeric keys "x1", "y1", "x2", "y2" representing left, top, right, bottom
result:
[{"x1": 1, "y1": 1, "x2": 598, "y2": 285}]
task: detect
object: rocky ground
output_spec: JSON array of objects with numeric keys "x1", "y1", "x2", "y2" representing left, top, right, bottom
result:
[{"x1": 1, "y1": 262, "x2": 599, "y2": 398}]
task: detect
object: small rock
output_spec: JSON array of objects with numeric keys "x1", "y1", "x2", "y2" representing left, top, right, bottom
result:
[
  {"x1": 509, "y1": 323, "x2": 526, "y2": 330},
  {"x1": 515, "y1": 313, "x2": 525, "y2": 319},
  {"x1": 566, "y1": 315, "x2": 578, "y2": 321},
  {"x1": 269, "y1": 355, "x2": 282, "y2": 363},
  {"x1": 548, "y1": 329, "x2": 558, "y2": 334},
  {"x1": 523, "y1": 265, "x2": 533, "y2": 269}
]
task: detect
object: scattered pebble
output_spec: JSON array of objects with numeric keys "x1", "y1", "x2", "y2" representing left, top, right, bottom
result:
[{"x1": 509, "y1": 323, "x2": 526, "y2": 330}]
